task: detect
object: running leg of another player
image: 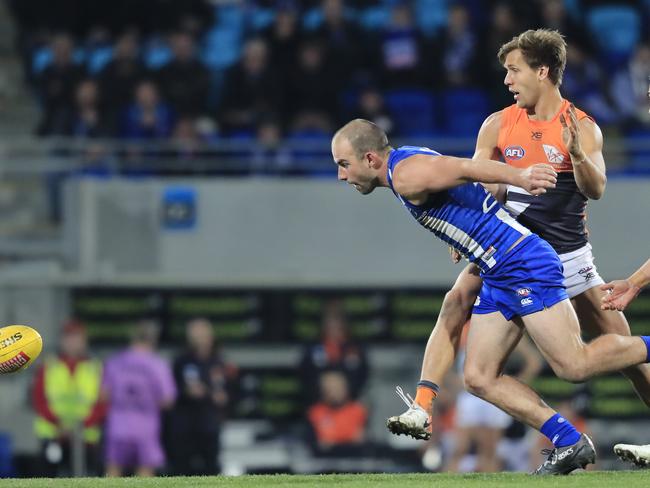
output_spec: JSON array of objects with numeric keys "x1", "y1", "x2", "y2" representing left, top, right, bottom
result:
[
  {"x1": 387, "y1": 265, "x2": 479, "y2": 439},
  {"x1": 576, "y1": 287, "x2": 650, "y2": 468},
  {"x1": 573, "y1": 286, "x2": 650, "y2": 407}
]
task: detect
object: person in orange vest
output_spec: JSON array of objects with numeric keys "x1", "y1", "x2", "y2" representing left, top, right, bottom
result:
[
  {"x1": 32, "y1": 320, "x2": 105, "y2": 476},
  {"x1": 307, "y1": 370, "x2": 367, "y2": 455}
]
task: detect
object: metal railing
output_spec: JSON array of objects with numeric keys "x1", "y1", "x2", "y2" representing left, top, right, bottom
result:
[{"x1": 0, "y1": 135, "x2": 648, "y2": 173}]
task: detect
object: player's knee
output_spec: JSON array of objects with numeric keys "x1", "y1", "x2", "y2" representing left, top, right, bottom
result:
[
  {"x1": 552, "y1": 360, "x2": 588, "y2": 383},
  {"x1": 441, "y1": 287, "x2": 474, "y2": 317},
  {"x1": 463, "y1": 367, "x2": 491, "y2": 398}
]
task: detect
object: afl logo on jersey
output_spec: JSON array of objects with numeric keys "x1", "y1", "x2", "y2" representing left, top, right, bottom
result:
[{"x1": 504, "y1": 146, "x2": 525, "y2": 160}]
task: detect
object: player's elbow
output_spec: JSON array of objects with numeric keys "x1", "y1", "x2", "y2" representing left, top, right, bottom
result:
[
  {"x1": 594, "y1": 176, "x2": 607, "y2": 199},
  {"x1": 583, "y1": 176, "x2": 607, "y2": 200}
]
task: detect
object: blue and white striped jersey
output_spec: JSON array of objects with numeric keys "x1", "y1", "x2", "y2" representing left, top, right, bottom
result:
[{"x1": 386, "y1": 146, "x2": 531, "y2": 274}]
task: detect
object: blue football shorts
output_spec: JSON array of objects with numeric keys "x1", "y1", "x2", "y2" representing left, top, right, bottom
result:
[{"x1": 472, "y1": 235, "x2": 568, "y2": 321}]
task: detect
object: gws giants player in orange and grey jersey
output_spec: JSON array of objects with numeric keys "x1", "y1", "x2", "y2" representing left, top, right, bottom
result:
[{"x1": 388, "y1": 29, "x2": 650, "y2": 472}]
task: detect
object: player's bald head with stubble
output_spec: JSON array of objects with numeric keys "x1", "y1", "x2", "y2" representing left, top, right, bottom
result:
[{"x1": 332, "y1": 119, "x2": 391, "y2": 160}]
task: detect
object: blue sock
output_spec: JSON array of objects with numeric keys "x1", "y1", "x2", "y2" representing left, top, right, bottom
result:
[
  {"x1": 641, "y1": 336, "x2": 650, "y2": 362},
  {"x1": 540, "y1": 413, "x2": 581, "y2": 448}
]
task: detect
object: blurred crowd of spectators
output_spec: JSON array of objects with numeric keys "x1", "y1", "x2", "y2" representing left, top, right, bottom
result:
[
  {"x1": 8, "y1": 0, "x2": 650, "y2": 151},
  {"x1": 27, "y1": 301, "x2": 373, "y2": 477},
  {"x1": 31, "y1": 318, "x2": 237, "y2": 477}
]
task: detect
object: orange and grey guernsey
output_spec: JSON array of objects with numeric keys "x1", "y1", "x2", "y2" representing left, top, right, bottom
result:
[{"x1": 497, "y1": 99, "x2": 593, "y2": 254}]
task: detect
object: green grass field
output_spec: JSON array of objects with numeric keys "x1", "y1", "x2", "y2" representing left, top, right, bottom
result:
[{"x1": 1, "y1": 472, "x2": 650, "y2": 488}]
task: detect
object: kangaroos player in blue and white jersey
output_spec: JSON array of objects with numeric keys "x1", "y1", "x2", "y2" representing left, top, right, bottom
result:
[{"x1": 331, "y1": 118, "x2": 650, "y2": 475}]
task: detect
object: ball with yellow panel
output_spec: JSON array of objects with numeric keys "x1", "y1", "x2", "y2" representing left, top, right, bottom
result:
[{"x1": 0, "y1": 325, "x2": 43, "y2": 374}]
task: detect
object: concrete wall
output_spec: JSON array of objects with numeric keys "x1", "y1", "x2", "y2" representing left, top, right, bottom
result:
[{"x1": 65, "y1": 177, "x2": 650, "y2": 287}]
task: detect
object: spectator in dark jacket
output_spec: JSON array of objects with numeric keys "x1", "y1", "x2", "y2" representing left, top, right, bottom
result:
[
  {"x1": 37, "y1": 33, "x2": 84, "y2": 135},
  {"x1": 98, "y1": 31, "x2": 148, "y2": 127},
  {"x1": 157, "y1": 32, "x2": 209, "y2": 117},
  {"x1": 219, "y1": 38, "x2": 282, "y2": 135},
  {"x1": 170, "y1": 318, "x2": 236, "y2": 475}
]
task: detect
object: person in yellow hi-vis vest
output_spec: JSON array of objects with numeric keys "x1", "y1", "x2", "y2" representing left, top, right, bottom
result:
[{"x1": 32, "y1": 320, "x2": 106, "y2": 477}]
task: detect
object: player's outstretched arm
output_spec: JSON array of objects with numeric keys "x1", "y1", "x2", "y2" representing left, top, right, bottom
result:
[
  {"x1": 391, "y1": 153, "x2": 557, "y2": 201},
  {"x1": 601, "y1": 258, "x2": 650, "y2": 311}
]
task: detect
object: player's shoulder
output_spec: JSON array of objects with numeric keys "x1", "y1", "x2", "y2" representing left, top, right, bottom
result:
[
  {"x1": 391, "y1": 146, "x2": 443, "y2": 171},
  {"x1": 475, "y1": 110, "x2": 506, "y2": 141},
  {"x1": 390, "y1": 149, "x2": 447, "y2": 198},
  {"x1": 391, "y1": 150, "x2": 441, "y2": 180},
  {"x1": 480, "y1": 110, "x2": 506, "y2": 132}
]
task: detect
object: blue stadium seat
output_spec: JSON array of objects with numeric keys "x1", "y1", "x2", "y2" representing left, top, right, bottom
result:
[
  {"x1": 31, "y1": 46, "x2": 85, "y2": 75},
  {"x1": 384, "y1": 89, "x2": 437, "y2": 137},
  {"x1": 0, "y1": 433, "x2": 13, "y2": 478},
  {"x1": 301, "y1": 5, "x2": 357, "y2": 31},
  {"x1": 201, "y1": 4, "x2": 245, "y2": 71},
  {"x1": 624, "y1": 128, "x2": 650, "y2": 173},
  {"x1": 441, "y1": 88, "x2": 489, "y2": 136},
  {"x1": 85, "y1": 46, "x2": 114, "y2": 74},
  {"x1": 358, "y1": 5, "x2": 391, "y2": 31},
  {"x1": 250, "y1": 7, "x2": 276, "y2": 31},
  {"x1": 287, "y1": 130, "x2": 333, "y2": 177},
  {"x1": 202, "y1": 27, "x2": 242, "y2": 71},
  {"x1": 339, "y1": 88, "x2": 360, "y2": 119},
  {"x1": 563, "y1": 0, "x2": 582, "y2": 22},
  {"x1": 142, "y1": 37, "x2": 172, "y2": 69},
  {"x1": 414, "y1": 0, "x2": 448, "y2": 37},
  {"x1": 586, "y1": 6, "x2": 640, "y2": 68}
]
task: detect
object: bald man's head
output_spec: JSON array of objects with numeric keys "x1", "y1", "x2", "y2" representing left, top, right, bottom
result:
[
  {"x1": 332, "y1": 119, "x2": 391, "y2": 160},
  {"x1": 332, "y1": 119, "x2": 391, "y2": 195}
]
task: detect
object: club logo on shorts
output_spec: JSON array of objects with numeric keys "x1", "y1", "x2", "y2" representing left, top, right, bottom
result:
[
  {"x1": 578, "y1": 266, "x2": 596, "y2": 282},
  {"x1": 504, "y1": 146, "x2": 525, "y2": 160},
  {"x1": 520, "y1": 297, "x2": 533, "y2": 306},
  {"x1": 516, "y1": 287, "x2": 532, "y2": 297}
]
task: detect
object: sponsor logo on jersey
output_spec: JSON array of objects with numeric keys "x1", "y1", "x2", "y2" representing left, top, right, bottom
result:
[
  {"x1": 483, "y1": 246, "x2": 497, "y2": 260},
  {"x1": 531, "y1": 131, "x2": 543, "y2": 140},
  {"x1": 504, "y1": 146, "x2": 525, "y2": 160},
  {"x1": 520, "y1": 297, "x2": 533, "y2": 306},
  {"x1": 474, "y1": 296, "x2": 481, "y2": 306},
  {"x1": 543, "y1": 144, "x2": 565, "y2": 165},
  {"x1": 516, "y1": 287, "x2": 532, "y2": 297}
]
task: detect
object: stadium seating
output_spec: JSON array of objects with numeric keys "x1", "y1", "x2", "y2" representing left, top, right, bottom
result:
[
  {"x1": 441, "y1": 88, "x2": 489, "y2": 136},
  {"x1": 414, "y1": 0, "x2": 448, "y2": 36},
  {"x1": 623, "y1": 128, "x2": 650, "y2": 173},
  {"x1": 0, "y1": 434, "x2": 13, "y2": 478},
  {"x1": 586, "y1": 6, "x2": 641, "y2": 69},
  {"x1": 384, "y1": 89, "x2": 438, "y2": 137}
]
